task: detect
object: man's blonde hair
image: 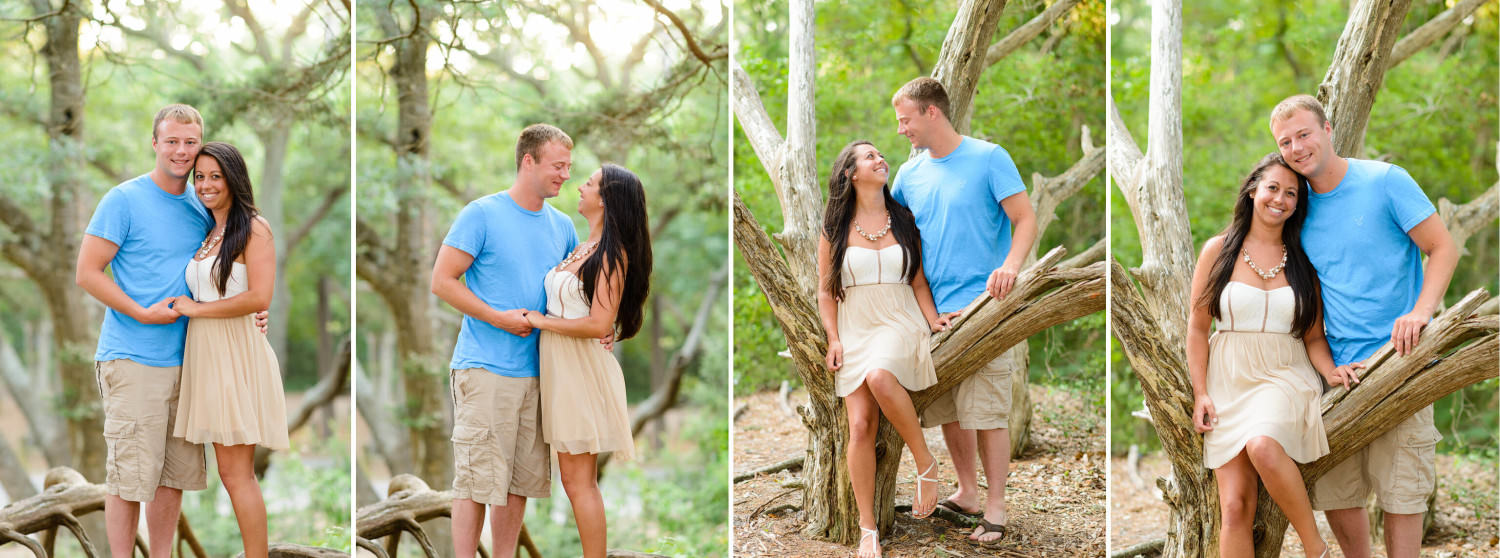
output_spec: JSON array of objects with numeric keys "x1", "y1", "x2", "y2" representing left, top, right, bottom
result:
[
  {"x1": 1270, "y1": 94, "x2": 1328, "y2": 129},
  {"x1": 515, "y1": 124, "x2": 574, "y2": 168},
  {"x1": 891, "y1": 77, "x2": 952, "y2": 122},
  {"x1": 152, "y1": 104, "x2": 204, "y2": 140}
]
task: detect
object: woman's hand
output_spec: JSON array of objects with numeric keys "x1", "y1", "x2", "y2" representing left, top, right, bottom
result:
[
  {"x1": 930, "y1": 314, "x2": 951, "y2": 333},
  {"x1": 1324, "y1": 362, "x2": 1364, "y2": 390},
  {"x1": 1192, "y1": 394, "x2": 1218, "y2": 433},
  {"x1": 825, "y1": 340, "x2": 843, "y2": 371},
  {"x1": 169, "y1": 296, "x2": 200, "y2": 318}
]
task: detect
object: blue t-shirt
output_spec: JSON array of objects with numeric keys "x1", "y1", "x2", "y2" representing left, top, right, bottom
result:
[
  {"x1": 84, "y1": 174, "x2": 211, "y2": 367},
  {"x1": 1302, "y1": 158, "x2": 1435, "y2": 365},
  {"x1": 891, "y1": 136, "x2": 1027, "y2": 313},
  {"x1": 444, "y1": 191, "x2": 578, "y2": 377}
]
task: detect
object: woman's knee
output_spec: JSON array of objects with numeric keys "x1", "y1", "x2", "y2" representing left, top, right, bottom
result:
[
  {"x1": 848, "y1": 414, "x2": 878, "y2": 442},
  {"x1": 863, "y1": 369, "x2": 897, "y2": 393},
  {"x1": 1219, "y1": 492, "x2": 1256, "y2": 526},
  {"x1": 1244, "y1": 436, "x2": 1286, "y2": 466}
]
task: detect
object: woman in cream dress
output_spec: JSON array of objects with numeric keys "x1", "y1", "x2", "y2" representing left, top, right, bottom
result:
[
  {"x1": 817, "y1": 140, "x2": 948, "y2": 558},
  {"x1": 523, "y1": 164, "x2": 652, "y2": 558},
  {"x1": 169, "y1": 142, "x2": 288, "y2": 558},
  {"x1": 1187, "y1": 153, "x2": 1361, "y2": 558}
]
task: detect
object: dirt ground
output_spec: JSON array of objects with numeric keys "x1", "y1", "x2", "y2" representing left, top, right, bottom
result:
[
  {"x1": 1111, "y1": 452, "x2": 1499, "y2": 557},
  {"x1": 733, "y1": 385, "x2": 1106, "y2": 557}
]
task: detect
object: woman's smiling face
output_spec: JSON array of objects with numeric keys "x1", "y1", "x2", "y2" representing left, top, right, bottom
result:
[
  {"x1": 194, "y1": 154, "x2": 229, "y2": 213},
  {"x1": 1252, "y1": 164, "x2": 1300, "y2": 226}
]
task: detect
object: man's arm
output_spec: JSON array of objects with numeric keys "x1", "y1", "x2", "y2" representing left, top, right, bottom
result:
[
  {"x1": 430, "y1": 245, "x2": 532, "y2": 337},
  {"x1": 987, "y1": 192, "x2": 1038, "y2": 299},
  {"x1": 1391, "y1": 214, "x2": 1459, "y2": 355},
  {"x1": 75, "y1": 234, "x2": 179, "y2": 324}
]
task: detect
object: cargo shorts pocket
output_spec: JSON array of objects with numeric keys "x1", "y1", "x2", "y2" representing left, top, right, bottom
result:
[
  {"x1": 1392, "y1": 423, "x2": 1441, "y2": 497},
  {"x1": 451, "y1": 424, "x2": 492, "y2": 489},
  {"x1": 103, "y1": 418, "x2": 138, "y2": 489}
]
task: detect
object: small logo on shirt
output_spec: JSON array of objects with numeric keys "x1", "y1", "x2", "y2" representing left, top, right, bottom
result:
[{"x1": 1352, "y1": 215, "x2": 1363, "y2": 227}]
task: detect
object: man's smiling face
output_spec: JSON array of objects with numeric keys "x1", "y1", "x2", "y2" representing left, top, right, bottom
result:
[
  {"x1": 1271, "y1": 108, "x2": 1334, "y2": 179},
  {"x1": 153, "y1": 120, "x2": 204, "y2": 180}
]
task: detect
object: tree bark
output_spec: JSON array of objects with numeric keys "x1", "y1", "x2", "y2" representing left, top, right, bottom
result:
[
  {"x1": 984, "y1": 0, "x2": 1082, "y2": 67},
  {"x1": 930, "y1": 0, "x2": 1008, "y2": 134},
  {"x1": 1317, "y1": 0, "x2": 1413, "y2": 158},
  {"x1": 358, "y1": 5, "x2": 452, "y2": 490}
]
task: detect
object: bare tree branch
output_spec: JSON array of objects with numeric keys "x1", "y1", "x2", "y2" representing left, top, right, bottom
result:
[
  {"x1": 285, "y1": 183, "x2": 350, "y2": 259},
  {"x1": 984, "y1": 0, "x2": 1081, "y2": 67},
  {"x1": 640, "y1": 0, "x2": 727, "y2": 69},
  {"x1": 1387, "y1": 0, "x2": 1488, "y2": 69}
]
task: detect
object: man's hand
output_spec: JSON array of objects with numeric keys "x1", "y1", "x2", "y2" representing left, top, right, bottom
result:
[
  {"x1": 491, "y1": 309, "x2": 533, "y2": 337},
  {"x1": 986, "y1": 265, "x2": 1020, "y2": 300},
  {"x1": 1391, "y1": 307, "x2": 1432, "y2": 356},
  {"x1": 137, "y1": 299, "x2": 182, "y2": 324}
]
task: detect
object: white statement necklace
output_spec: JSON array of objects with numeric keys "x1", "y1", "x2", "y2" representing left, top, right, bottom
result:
[
  {"x1": 196, "y1": 227, "x2": 224, "y2": 260},
  {"x1": 557, "y1": 241, "x2": 598, "y2": 270},
  {"x1": 1242, "y1": 245, "x2": 1288, "y2": 280},
  {"x1": 853, "y1": 213, "x2": 892, "y2": 242}
]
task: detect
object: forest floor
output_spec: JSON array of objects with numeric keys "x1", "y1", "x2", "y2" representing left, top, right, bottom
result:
[
  {"x1": 733, "y1": 384, "x2": 1106, "y2": 557},
  {"x1": 1111, "y1": 451, "x2": 1498, "y2": 557}
]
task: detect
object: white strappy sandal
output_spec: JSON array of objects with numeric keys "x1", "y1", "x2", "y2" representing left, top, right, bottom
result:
[
  {"x1": 911, "y1": 460, "x2": 940, "y2": 518},
  {"x1": 857, "y1": 526, "x2": 881, "y2": 558}
]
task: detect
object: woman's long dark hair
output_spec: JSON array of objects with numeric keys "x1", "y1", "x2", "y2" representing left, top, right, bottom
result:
[
  {"x1": 822, "y1": 140, "x2": 921, "y2": 301},
  {"x1": 1198, "y1": 152, "x2": 1321, "y2": 337},
  {"x1": 578, "y1": 164, "x2": 653, "y2": 340},
  {"x1": 196, "y1": 142, "x2": 260, "y2": 295}
]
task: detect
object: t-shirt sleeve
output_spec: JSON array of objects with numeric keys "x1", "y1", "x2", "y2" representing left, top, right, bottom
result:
[
  {"x1": 988, "y1": 146, "x2": 1026, "y2": 203},
  {"x1": 560, "y1": 215, "x2": 579, "y2": 252},
  {"x1": 891, "y1": 166, "x2": 908, "y2": 207},
  {"x1": 1383, "y1": 165, "x2": 1436, "y2": 233},
  {"x1": 84, "y1": 187, "x2": 130, "y2": 246},
  {"x1": 442, "y1": 202, "x2": 487, "y2": 257}
]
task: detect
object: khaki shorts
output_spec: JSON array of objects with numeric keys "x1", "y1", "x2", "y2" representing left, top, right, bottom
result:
[
  {"x1": 1312, "y1": 405, "x2": 1440, "y2": 515},
  {"x1": 96, "y1": 359, "x2": 207, "y2": 502},
  {"x1": 450, "y1": 368, "x2": 551, "y2": 505},
  {"x1": 920, "y1": 354, "x2": 1012, "y2": 430}
]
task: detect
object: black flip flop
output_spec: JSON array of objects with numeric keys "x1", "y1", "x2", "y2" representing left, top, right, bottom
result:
[
  {"x1": 970, "y1": 518, "x2": 1006, "y2": 546},
  {"x1": 935, "y1": 498, "x2": 982, "y2": 518}
]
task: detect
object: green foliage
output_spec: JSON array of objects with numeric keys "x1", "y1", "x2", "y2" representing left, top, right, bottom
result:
[
  {"x1": 1109, "y1": 0, "x2": 1499, "y2": 454},
  {"x1": 735, "y1": 0, "x2": 1107, "y2": 393}
]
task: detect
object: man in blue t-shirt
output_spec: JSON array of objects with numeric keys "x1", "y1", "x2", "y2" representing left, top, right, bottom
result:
[
  {"x1": 431, "y1": 124, "x2": 580, "y2": 558},
  {"x1": 78, "y1": 104, "x2": 270, "y2": 557},
  {"x1": 889, "y1": 77, "x2": 1038, "y2": 543},
  {"x1": 1271, "y1": 95, "x2": 1459, "y2": 558}
]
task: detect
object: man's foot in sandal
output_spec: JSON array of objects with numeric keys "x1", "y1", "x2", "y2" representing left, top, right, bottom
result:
[
  {"x1": 969, "y1": 513, "x2": 1006, "y2": 545},
  {"x1": 935, "y1": 498, "x2": 982, "y2": 517},
  {"x1": 911, "y1": 459, "x2": 940, "y2": 518},
  {"x1": 857, "y1": 526, "x2": 881, "y2": 558}
]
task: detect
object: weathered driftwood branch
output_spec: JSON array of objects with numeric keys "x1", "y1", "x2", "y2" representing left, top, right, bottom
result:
[
  {"x1": 356, "y1": 475, "x2": 670, "y2": 558},
  {"x1": 1439, "y1": 181, "x2": 1499, "y2": 256},
  {"x1": 1317, "y1": 0, "x2": 1413, "y2": 158},
  {"x1": 984, "y1": 0, "x2": 1082, "y2": 66},
  {"x1": 929, "y1": 0, "x2": 1007, "y2": 133},
  {"x1": 1387, "y1": 0, "x2": 1488, "y2": 70},
  {"x1": 734, "y1": 456, "x2": 806, "y2": 484}
]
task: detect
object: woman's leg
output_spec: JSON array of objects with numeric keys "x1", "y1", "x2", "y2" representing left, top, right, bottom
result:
[
  {"x1": 1244, "y1": 436, "x2": 1327, "y2": 556},
  {"x1": 558, "y1": 452, "x2": 607, "y2": 558},
  {"x1": 1215, "y1": 451, "x2": 1258, "y2": 558},
  {"x1": 213, "y1": 443, "x2": 268, "y2": 558},
  {"x1": 863, "y1": 369, "x2": 937, "y2": 515},
  {"x1": 844, "y1": 385, "x2": 882, "y2": 557}
]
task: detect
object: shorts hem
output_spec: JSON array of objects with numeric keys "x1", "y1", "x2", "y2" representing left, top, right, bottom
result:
[
  {"x1": 1375, "y1": 499, "x2": 1431, "y2": 515},
  {"x1": 1311, "y1": 498, "x2": 1367, "y2": 512},
  {"x1": 960, "y1": 419, "x2": 1008, "y2": 431}
]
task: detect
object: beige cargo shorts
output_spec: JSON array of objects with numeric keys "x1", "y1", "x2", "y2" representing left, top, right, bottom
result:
[
  {"x1": 920, "y1": 354, "x2": 1012, "y2": 431},
  {"x1": 96, "y1": 359, "x2": 207, "y2": 502},
  {"x1": 450, "y1": 368, "x2": 551, "y2": 505},
  {"x1": 1312, "y1": 405, "x2": 1440, "y2": 514}
]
